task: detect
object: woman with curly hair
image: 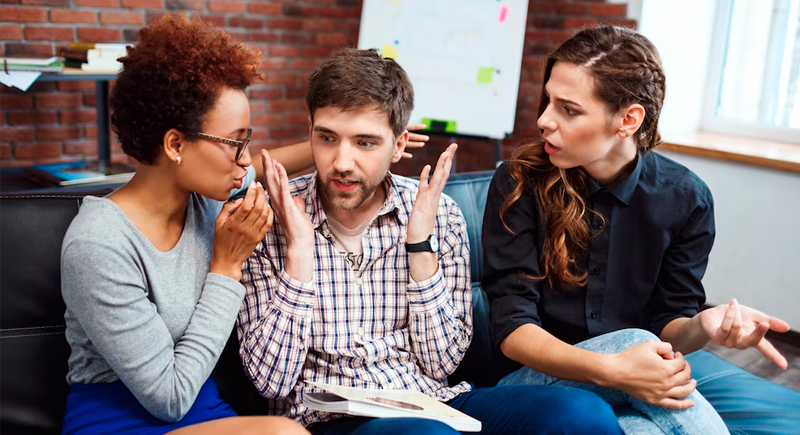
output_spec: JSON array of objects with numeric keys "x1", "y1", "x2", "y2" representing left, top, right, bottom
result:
[
  {"x1": 481, "y1": 26, "x2": 789, "y2": 434},
  {"x1": 59, "y1": 14, "x2": 312, "y2": 435}
]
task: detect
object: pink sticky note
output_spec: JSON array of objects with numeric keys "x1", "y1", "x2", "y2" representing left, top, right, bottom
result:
[{"x1": 499, "y1": 6, "x2": 508, "y2": 23}]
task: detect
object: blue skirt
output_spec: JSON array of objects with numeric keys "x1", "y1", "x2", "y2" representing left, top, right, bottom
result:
[{"x1": 62, "y1": 378, "x2": 237, "y2": 435}]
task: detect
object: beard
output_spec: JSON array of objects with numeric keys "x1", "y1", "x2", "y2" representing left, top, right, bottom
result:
[{"x1": 319, "y1": 171, "x2": 385, "y2": 211}]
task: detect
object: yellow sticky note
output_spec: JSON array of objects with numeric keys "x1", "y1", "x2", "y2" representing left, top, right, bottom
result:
[
  {"x1": 477, "y1": 67, "x2": 494, "y2": 84},
  {"x1": 382, "y1": 43, "x2": 397, "y2": 59}
]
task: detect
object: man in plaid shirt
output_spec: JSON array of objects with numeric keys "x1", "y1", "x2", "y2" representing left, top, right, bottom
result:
[{"x1": 237, "y1": 49, "x2": 623, "y2": 435}]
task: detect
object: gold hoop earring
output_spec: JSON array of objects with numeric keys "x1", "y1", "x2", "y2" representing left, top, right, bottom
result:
[{"x1": 176, "y1": 156, "x2": 182, "y2": 165}]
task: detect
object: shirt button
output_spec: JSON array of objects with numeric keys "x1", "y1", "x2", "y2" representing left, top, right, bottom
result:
[
  {"x1": 591, "y1": 267, "x2": 601, "y2": 275},
  {"x1": 590, "y1": 311, "x2": 597, "y2": 319}
]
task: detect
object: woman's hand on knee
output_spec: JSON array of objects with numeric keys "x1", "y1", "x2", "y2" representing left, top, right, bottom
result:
[{"x1": 606, "y1": 340, "x2": 696, "y2": 409}]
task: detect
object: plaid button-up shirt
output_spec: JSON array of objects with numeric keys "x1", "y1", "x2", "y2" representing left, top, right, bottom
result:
[{"x1": 237, "y1": 173, "x2": 473, "y2": 426}]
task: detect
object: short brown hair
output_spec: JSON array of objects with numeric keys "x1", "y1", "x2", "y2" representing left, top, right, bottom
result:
[
  {"x1": 111, "y1": 14, "x2": 264, "y2": 164},
  {"x1": 305, "y1": 48, "x2": 414, "y2": 137}
]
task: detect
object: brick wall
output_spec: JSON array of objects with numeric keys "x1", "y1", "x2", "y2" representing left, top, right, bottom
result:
[{"x1": 0, "y1": 0, "x2": 632, "y2": 175}]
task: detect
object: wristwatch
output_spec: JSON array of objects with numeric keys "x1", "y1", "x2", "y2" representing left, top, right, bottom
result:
[{"x1": 406, "y1": 234, "x2": 439, "y2": 253}]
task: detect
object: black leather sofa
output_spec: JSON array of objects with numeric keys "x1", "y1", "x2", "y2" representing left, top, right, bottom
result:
[{"x1": 2, "y1": 172, "x2": 799, "y2": 435}]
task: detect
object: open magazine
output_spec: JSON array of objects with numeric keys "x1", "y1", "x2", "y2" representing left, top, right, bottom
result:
[{"x1": 303, "y1": 381, "x2": 481, "y2": 432}]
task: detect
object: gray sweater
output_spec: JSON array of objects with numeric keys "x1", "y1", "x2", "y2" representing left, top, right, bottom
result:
[{"x1": 61, "y1": 168, "x2": 254, "y2": 423}]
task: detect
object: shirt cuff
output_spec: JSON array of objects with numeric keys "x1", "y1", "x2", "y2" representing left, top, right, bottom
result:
[
  {"x1": 206, "y1": 272, "x2": 246, "y2": 300},
  {"x1": 407, "y1": 268, "x2": 448, "y2": 311},
  {"x1": 273, "y1": 269, "x2": 315, "y2": 317}
]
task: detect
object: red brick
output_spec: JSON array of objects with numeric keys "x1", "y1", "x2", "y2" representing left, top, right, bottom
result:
[
  {"x1": 228, "y1": 17, "x2": 262, "y2": 28},
  {"x1": 303, "y1": 46, "x2": 335, "y2": 57},
  {"x1": 283, "y1": 33, "x2": 314, "y2": 44},
  {"x1": 21, "y1": 0, "x2": 70, "y2": 5},
  {"x1": 208, "y1": 0, "x2": 243, "y2": 13},
  {"x1": 251, "y1": 114, "x2": 283, "y2": 126},
  {"x1": 268, "y1": 18, "x2": 302, "y2": 30},
  {"x1": 269, "y1": 45, "x2": 299, "y2": 57},
  {"x1": 316, "y1": 32, "x2": 349, "y2": 46},
  {"x1": 0, "y1": 94, "x2": 32, "y2": 109},
  {"x1": 196, "y1": 14, "x2": 224, "y2": 27},
  {"x1": 265, "y1": 73, "x2": 297, "y2": 85},
  {"x1": 64, "y1": 140, "x2": 98, "y2": 155},
  {"x1": 0, "y1": 159, "x2": 36, "y2": 168},
  {"x1": 7, "y1": 110, "x2": 58, "y2": 125},
  {"x1": 0, "y1": 127, "x2": 35, "y2": 142},
  {"x1": 247, "y1": 31, "x2": 280, "y2": 43},
  {"x1": 122, "y1": 0, "x2": 162, "y2": 9},
  {"x1": 100, "y1": 11, "x2": 144, "y2": 25},
  {"x1": 556, "y1": 3, "x2": 588, "y2": 15},
  {"x1": 286, "y1": 112, "x2": 308, "y2": 124},
  {"x1": 164, "y1": 0, "x2": 204, "y2": 11},
  {"x1": 57, "y1": 80, "x2": 95, "y2": 91},
  {"x1": 75, "y1": 0, "x2": 119, "y2": 7},
  {"x1": 24, "y1": 26, "x2": 74, "y2": 40},
  {"x1": 249, "y1": 87, "x2": 281, "y2": 100},
  {"x1": 0, "y1": 146, "x2": 11, "y2": 159},
  {"x1": 261, "y1": 58, "x2": 287, "y2": 71},
  {"x1": 77, "y1": 27, "x2": 122, "y2": 42},
  {"x1": 83, "y1": 93, "x2": 97, "y2": 106},
  {"x1": 0, "y1": 6, "x2": 46, "y2": 21},
  {"x1": 35, "y1": 93, "x2": 82, "y2": 109},
  {"x1": 5, "y1": 43, "x2": 53, "y2": 56},
  {"x1": 247, "y1": 2, "x2": 281, "y2": 15},
  {"x1": 563, "y1": 17, "x2": 598, "y2": 29},
  {"x1": 285, "y1": 86, "x2": 306, "y2": 99},
  {"x1": 289, "y1": 59, "x2": 318, "y2": 72},
  {"x1": 50, "y1": 9, "x2": 96, "y2": 24},
  {"x1": 303, "y1": 19, "x2": 336, "y2": 31},
  {"x1": 268, "y1": 99, "x2": 303, "y2": 112},
  {"x1": 60, "y1": 109, "x2": 97, "y2": 123},
  {"x1": 0, "y1": 25, "x2": 23, "y2": 39},
  {"x1": 527, "y1": 3, "x2": 556, "y2": 14},
  {"x1": 14, "y1": 142, "x2": 63, "y2": 158},
  {"x1": 37, "y1": 126, "x2": 81, "y2": 140},
  {"x1": 283, "y1": 4, "x2": 316, "y2": 17},
  {"x1": 248, "y1": 101, "x2": 264, "y2": 113},
  {"x1": 269, "y1": 126, "x2": 306, "y2": 140},
  {"x1": 590, "y1": 3, "x2": 627, "y2": 17},
  {"x1": 85, "y1": 124, "x2": 97, "y2": 138},
  {"x1": 317, "y1": 7, "x2": 346, "y2": 18}
]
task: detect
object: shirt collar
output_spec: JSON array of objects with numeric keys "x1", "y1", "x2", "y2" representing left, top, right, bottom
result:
[
  {"x1": 586, "y1": 152, "x2": 643, "y2": 206},
  {"x1": 303, "y1": 172, "x2": 406, "y2": 230}
]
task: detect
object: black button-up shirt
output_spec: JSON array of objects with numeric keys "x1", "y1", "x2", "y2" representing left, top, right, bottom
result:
[{"x1": 482, "y1": 151, "x2": 715, "y2": 346}]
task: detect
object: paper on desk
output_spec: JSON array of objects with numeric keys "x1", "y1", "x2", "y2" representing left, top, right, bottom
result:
[{"x1": 0, "y1": 71, "x2": 41, "y2": 91}]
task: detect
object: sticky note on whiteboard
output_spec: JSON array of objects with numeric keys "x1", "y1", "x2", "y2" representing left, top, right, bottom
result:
[
  {"x1": 499, "y1": 5, "x2": 509, "y2": 23},
  {"x1": 382, "y1": 43, "x2": 397, "y2": 59},
  {"x1": 477, "y1": 67, "x2": 495, "y2": 84}
]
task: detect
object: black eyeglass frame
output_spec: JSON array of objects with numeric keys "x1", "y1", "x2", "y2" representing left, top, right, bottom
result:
[{"x1": 195, "y1": 128, "x2": 252, "y2": 161}]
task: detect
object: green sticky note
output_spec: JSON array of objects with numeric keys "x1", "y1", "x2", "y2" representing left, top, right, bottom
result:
[
  {"x1": 421, "y1": 118, "x2": 457, "y2": 133},
  {"x1": 477, "y1": 67, "x2": 494, "y2": 84}
]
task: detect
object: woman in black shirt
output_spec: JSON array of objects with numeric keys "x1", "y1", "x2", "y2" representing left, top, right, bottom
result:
[{"x1": 482, "y1": 26, "x2": 789, "y2": 434}]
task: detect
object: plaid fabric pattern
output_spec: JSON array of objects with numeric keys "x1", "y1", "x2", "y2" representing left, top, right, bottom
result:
[{"x1": 237, "y1": 173, "x2": 473, "y2": 426}]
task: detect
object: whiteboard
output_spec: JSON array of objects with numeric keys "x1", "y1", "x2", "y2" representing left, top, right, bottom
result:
[{"x1": 358, "y1": 0, "x2": 529, "y2": 139}]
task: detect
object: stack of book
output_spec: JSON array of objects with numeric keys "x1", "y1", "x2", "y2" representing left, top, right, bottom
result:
[
  {"x1": 59, "y1": 42, "x2": 129, "y2": 72},
  {"x1": 0, "y1": 56, "x2": 64, "y2": 73},
  {"x1": 25, "y1": 161, "x2": 135, "y2": 187}
]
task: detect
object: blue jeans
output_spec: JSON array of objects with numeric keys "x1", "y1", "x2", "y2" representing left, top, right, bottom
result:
[
  {"x1": 309, "y1": 384, "x2": 623, "y2": 434},
  {"x1": 499, "y1": 329, "x2": 729, "y2": 435}
]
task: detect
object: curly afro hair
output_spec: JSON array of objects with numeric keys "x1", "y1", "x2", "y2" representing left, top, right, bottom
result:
[{"x1": 110, "y1": 14, "x2": 264, "y2": 165}]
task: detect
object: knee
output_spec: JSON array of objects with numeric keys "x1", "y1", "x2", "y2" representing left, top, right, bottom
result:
[
  {"x1": 535, "y1": 388, "x2": 623, "y2": 435},
  {"x1": 250, "y1": 417, "x2": 310, "y2": 435},
  {"x1": 608, "y1": 328, "x2": 660, "y2": 349}
]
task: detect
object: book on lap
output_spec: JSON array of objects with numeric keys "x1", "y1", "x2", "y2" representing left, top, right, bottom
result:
[{"x1": 303, "y1": 381, "x2": 481, "y2": 432}]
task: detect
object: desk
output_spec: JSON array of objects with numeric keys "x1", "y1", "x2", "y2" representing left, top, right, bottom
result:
[{"x1": 36, "y1": 68, "x2": 119, "y2": 170}]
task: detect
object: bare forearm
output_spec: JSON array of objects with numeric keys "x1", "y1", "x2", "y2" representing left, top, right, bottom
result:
[
  {"x1": 501, "y1": 323, "x2": 618, "y2": 387},
  {"x1": 660, "y1": 316, "x2": 709, "y2": 355},
  {"x1": 408, "y1": 252, "x2": 439, "y2": 282}
]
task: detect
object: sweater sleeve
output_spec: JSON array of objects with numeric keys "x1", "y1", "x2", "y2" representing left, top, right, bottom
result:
[{"x1": 61, "y1": 238, "x2": 245, "y2": 423}]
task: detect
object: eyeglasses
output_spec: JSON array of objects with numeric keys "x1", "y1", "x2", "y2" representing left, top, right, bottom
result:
[{"x1": 195, "y1": 128, "x2": 252, "y2": 161}]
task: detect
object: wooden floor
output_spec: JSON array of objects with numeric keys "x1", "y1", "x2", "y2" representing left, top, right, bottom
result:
[{"x1": 703, "y1": 334, "x2": 800, "y2": 392}]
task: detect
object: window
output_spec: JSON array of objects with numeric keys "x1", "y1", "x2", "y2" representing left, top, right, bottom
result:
[{"x1": 703, "y1": 0, "x2": 800, "y2": 143}]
